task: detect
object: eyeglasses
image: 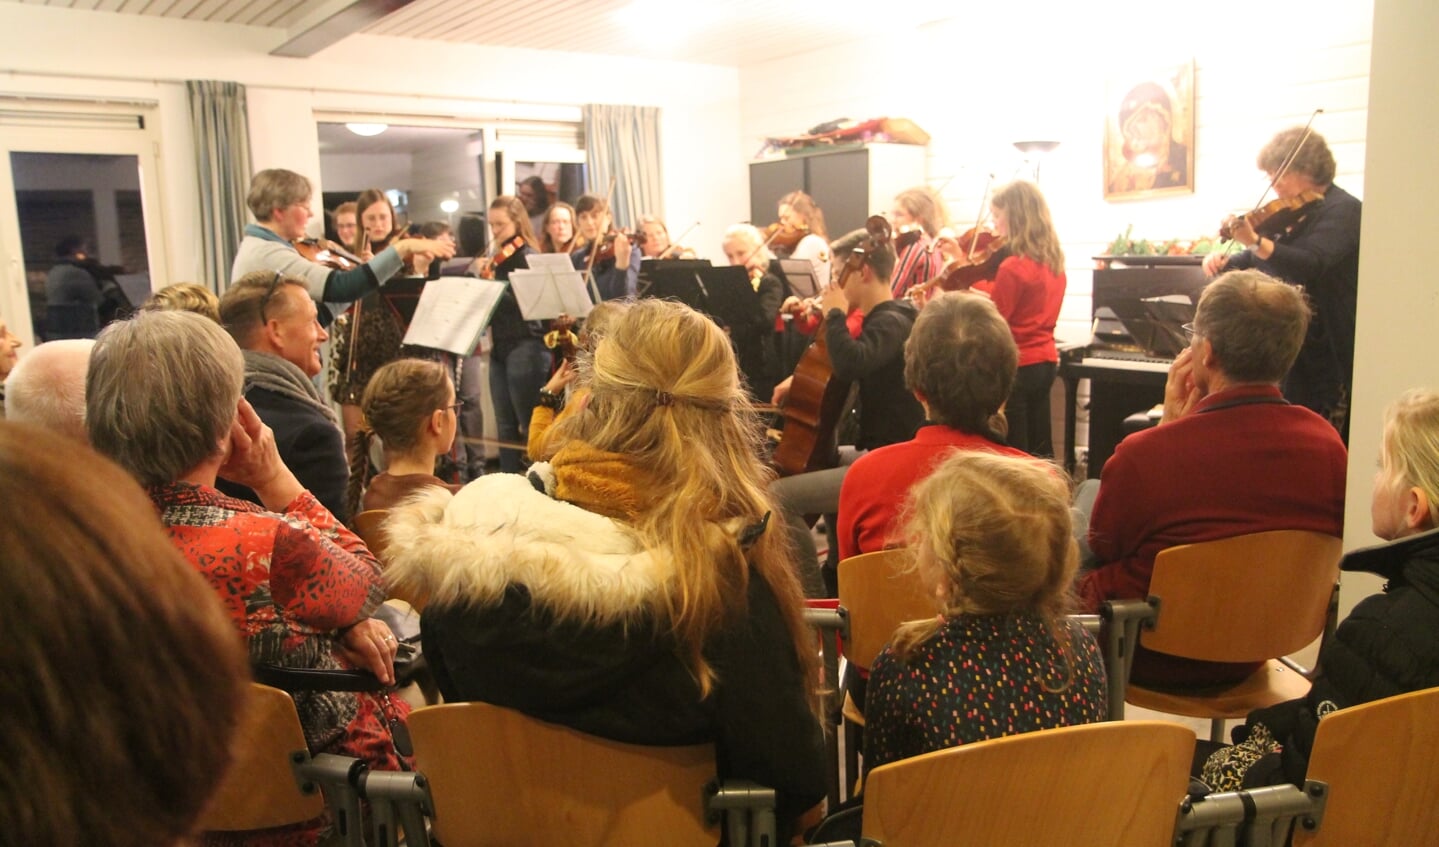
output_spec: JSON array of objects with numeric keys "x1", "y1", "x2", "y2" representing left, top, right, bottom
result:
[
  {"x1": 1181, "y1": 322, "x2": 1199, "y2": 341},
  {"x1": 446, "y1": 400, "x2": 465, "y2": 412},
  {"x1": 258, "y1": 271, "x2": 284, "y2": 322}
]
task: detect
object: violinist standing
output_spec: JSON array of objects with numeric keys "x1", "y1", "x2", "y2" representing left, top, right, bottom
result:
[
  {"x1": 777, "y1": 191, "x2": 833, "y2": 289},
  {"x1": 887, "y1": 186, "x2": 950, "y2": 299},
  {"x1": 988, "y1": 181, "x2": 1067, "y2": 458},
  {"x1": 571, "y1": 194, "x2": 639, "y2": 301},
  {"x1": 1204, "y1": 128, "x2": 1360, "y2": 442},
  {"x1": 478, "y1": 195, "x2": 544, "y2": 473}
]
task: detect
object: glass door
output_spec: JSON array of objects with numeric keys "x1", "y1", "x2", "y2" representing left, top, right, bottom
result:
[{"x1": 0, "y1": 114, "x2": 169, "y2": 347}]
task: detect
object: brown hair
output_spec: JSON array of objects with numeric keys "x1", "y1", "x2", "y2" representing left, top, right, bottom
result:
[
  {"x1": 0, "y1": 421, "x2": 248, "y2": 846},
  {"x1": 905, "y1": 292, "x2": 1017, "y2": 440},
  {"x1": 992, "y1": 180, "x2": 1065, "y2": 275},
  {"x1": 888, "y1": 452, "x2": 1080, "y2": 688},
  {"x1": 141, "y1": 282, "x2": 221, "y2": 323},
  {"x1": 572, "y1": 194, "x2": 610, "y2": 249},
  {"x1": 1258, "y1": 127, "x2": 1337, "y2": 186},
  {"x1": 354, "y1": 188, "x2": 400, "y2": 255},
  {"x1": 346, "y1": 358, "x2": 452, "y2": 518},
  {"x1": 219, "y1": 269, "x2": 310, "y2": 350},
  {"x1": 779, "y1": 190, "x2": 830, "y2": 240},
  {"x1": 549, "y1": 299, "x2": 818, "y2": 705},
  {"x1": 490, "y1": 195, "x2": 538, "y2": 248},
  {"x1": 541, "y1": 201, "x2": 578, "y2": 253},
  {"x1": 1195, "y1": 269, "x2": 1311, "y2": 384},
  {"x1": 893, "y1": 186, "x2": 948, "y2": 237}
]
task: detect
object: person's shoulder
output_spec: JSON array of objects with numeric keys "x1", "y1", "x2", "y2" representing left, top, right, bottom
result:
[{"x1": 870, "y1": 299, "x2": 918, "y2": 321}]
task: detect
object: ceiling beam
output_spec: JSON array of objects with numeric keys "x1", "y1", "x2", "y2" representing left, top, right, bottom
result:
[{"x1": 269, "y1": 0, "x2": 417, "y2": 58}]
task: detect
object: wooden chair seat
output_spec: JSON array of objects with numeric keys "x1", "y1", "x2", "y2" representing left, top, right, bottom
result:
[
  {"x1": 407, "y1": 701, "x2": 719, "y2": 847},
  {"x1": 863, "y1": 721, "x2": 1195, "y2": 846},
  {"x1": 198, "y1": 683, "x2": 325, "y2": 833}
]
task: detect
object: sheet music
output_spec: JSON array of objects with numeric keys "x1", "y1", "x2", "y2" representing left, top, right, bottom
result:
[
  {"x1": 509, "y1": 257, "x2": 594, "y2": 321},
  {"x1": 402, "y1": 277, "x2": 507, "y2": 355}
]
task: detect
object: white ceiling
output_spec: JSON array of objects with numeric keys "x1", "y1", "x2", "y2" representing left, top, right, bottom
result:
[
  {"x1": 3, "y1": 0, "x2": 956, "y2": 67},
  {"x1": 316, "y1": 122, "x2": 477, "y2": 156}
]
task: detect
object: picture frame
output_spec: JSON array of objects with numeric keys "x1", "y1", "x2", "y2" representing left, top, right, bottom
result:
[{"x1": 1103, "y1": 61, "x2": 1196, "y2": 201}]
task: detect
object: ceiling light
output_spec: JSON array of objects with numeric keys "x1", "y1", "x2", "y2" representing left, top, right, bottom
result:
[
  {"x1": 345, "y1": 122, "x2": 388, "y2": 137},
  {"x1": 440, "y1": 199, "x2": 459, "y2": 214}
]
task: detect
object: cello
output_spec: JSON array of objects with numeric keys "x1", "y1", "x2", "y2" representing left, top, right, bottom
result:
[{"x1": 771, "y1": 214, "x2": 891, "y2": 476}]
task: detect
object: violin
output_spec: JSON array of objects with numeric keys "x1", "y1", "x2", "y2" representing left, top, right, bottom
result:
[
  {"x1": 939, "y1": 227, "x2": 1008, "y2": 290},
  {"x1": 292, "y1": 238, "x2": 362, "y2": 271},
  {"x1": 589, "y1": 229, "x2": 634, "y2": 266},
  {"x1": 479, "y1": 235, "x2": 526, "y2": 280},
  {"x1": 763, "y1": 221, "x2": 809, "y2": 252},
  {"x1": 1219, "y1": 190, "x2": 1325, "y2": 241},
  {"x1": 893, "y1": 223, "x2": 926, "y2": 252}
]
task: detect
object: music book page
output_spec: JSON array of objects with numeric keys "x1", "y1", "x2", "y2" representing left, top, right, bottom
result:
[
  {"x1": 402, "y1": 277, "x2": 507, "y2": 355},
  {"x1": 509, "y1": 262, "x2": 594, "y2": 322}
]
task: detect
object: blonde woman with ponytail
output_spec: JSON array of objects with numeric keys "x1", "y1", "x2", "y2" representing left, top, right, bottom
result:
[
  {"x1": 863, "y1": 451, "x2": 1106, "y2": 778},
  {"x1": 346, "y1": 358, "x2": 462, "y2": 517},
  {"x1": 383, "y1": 298, "x2": 827, "y2": 833}
]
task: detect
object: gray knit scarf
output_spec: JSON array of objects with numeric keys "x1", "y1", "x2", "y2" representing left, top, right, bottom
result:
[{"x1": 241, "y1": 350, "x2": 340, "y2": 427}]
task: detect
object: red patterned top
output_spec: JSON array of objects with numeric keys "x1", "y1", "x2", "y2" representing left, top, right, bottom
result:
[{"x1": 149, "y1": 482, "x2": 407, "y2": 847}]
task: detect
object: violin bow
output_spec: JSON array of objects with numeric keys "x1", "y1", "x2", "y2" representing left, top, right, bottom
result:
[
  {"x1": 964, "y1": 174, "x2": 996, "y2": 261},
  {"x1": 664, "y1": 220, "x2": 701, "y2": 257},
  {"x1": 1221, "y1": 108, "x2": 1324, "y2": 258}
]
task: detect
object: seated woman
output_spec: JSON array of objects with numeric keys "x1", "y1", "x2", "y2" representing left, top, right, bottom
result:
[
  {"x1": 140, "y1": 282, "x2": 221, "y2": 322},
  {"x1": 347, "y1": 357, "x2": 463, "y2": 516},
  {"x1": 384, "y1": 298, "x2": 827, "y2": 831},
  {"x1": 864, "y1": 451, "x2": 1107, "y2": 775},
  {"x1": 0, "y1": 422, "x2": 248, "y2": 847},
  {"x1": 86, "y1": 310, "x2": 407, "y2": 847},
  {"x1": 1201, "y1": 388, "x2": 1439, "y2": 790}
]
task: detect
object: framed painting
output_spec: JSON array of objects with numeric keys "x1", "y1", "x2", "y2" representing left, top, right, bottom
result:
[{"x1": 1104, "y1": 61, "x2": 1195, "y2": 201}]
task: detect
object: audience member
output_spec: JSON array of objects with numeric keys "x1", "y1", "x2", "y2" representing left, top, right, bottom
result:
[
  {"x1": 1201, "y1": 389, "x2": 1439, "y2": 790},
  {"x1": 384, "y1": 299, "x2": 827, "y2": 833},
  {"x1": 141, "y1": 282, "x2": 221, "y2": 322},
  {"x1": 86, "y1": 309, "x2": 406, "y2": 846},
  {"x1": 1078, "y1": 270, "x2": 1347, "y2": 686},
  {"x1": 0, "y1": 422, "x2": 248, "y2": 847},
  {"x1": 0, "y1": 315, "x2": 20, "y2": 417},
  {"x1": 865, "y1": 452, "x2": 1107, "y2": 775},
  {"x1": 347, "y1": 358, "x2": 462, "y2": 516},
  {"x1": 3, "y1": 338, "x2": 93, "y2": 442},
  {"x1": 218, "y1": 271, "x2": 350, "y2": 521},
  {"x1": 837, "y1": 293, "x2": 1027, "y2": 560}
]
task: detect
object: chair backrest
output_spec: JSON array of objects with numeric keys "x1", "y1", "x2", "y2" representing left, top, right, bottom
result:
[
  {"x1": 1293, "y1": 686, "x2": 1439, "y2": 846},
  {"x1": 837, "y1": 548, "x2": 932, "y2": 670},
  {"x1": 197, "y1": 683, "x2": 325, "y2": 832},
  {"x1": 407, "y1": 702, "x2": 718, "y2": 847},
  {"x1": 862, "y1": 720, "x2": 1195, "y2": 846},
  {"x1": 1142, "y1": 530, "x2": 1342, "y2": 663}
]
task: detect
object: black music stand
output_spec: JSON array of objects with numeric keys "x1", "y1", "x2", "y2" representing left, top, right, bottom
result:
[
  {"x1": 777, "y1": 259, "x2": 821, "y2": 299},
  {"x1": 642, "y1": 265, "x2": 761, "y2": 330},
  {"x1": 637, "y1": 259, "x2": 712, "y2": 298}
]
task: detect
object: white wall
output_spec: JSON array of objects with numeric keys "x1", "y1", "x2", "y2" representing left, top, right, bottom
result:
[
  {"x1": 0, "y1": 2, "x2": 744, "y2": 292},
  {"x1": 318, "y1": 153, "x2": 413, "y2": 196}
]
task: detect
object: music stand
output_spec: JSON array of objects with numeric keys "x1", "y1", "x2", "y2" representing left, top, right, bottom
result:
[
  {"x1": 777, "y1": 259, "x2": 821, "y2": 299},
  {"x1": 637, "y1": 259, "x2": 712, "y2": 298},
  {"x1": 379, "y1": 276, "x2": 427, "y2": 329},
  {"x1": 509, "y1": 254, "x2": 594, "y2": 321}
]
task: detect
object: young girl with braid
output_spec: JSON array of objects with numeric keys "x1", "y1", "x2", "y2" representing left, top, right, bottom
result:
[{"x1": 347, "y1": 358, "x2": 462, "y2": 516}]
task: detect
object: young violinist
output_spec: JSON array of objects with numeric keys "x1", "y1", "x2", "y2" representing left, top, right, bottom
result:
[
  {"x1": 540, "y1": 201, "x2": 578, "y2": 254},
  {"x1": 770, "y1": 218, "x2": 926, "y2": 595},
  {"x1": 570, "y1": 194, "x2": 639, "y2": 301},
  {"x1": 636, "y1": 215, "x2": 697, "y2": 260},
  {"x1": 480, "y1": 195, "x2": 545, "y2": 473},
  {"x1": 987, "y1": 180, "x2": 1067, "y2": 458},
  {"x1": 1203, "y1": 127, "x2": 1360, "y2": 442},
  {"x1": 352, "y1": 187, "x2": 401, "y2": 259},
  {"x1": 722, "y1": 224, "x2": 787, "y2": 401},
  {"x1": 776, "y1": 191, "x2": 832, "y2": 290},
  {"x1": 331, "y1": 201, "x2": 358, "y2": 250},
  {"x1": 888, "y1": 186, "x2": 949, "y2": 299}
]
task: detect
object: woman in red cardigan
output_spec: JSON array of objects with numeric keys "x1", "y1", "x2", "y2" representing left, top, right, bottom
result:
[{"x1": 988, "y1": 181, "x2": 1067, "y2": 457}]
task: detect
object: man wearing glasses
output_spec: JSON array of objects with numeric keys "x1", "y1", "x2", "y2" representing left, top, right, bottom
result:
[
  {"x1": 216, "y1": 271, "x2": 351, "y2": 521},
  {"x1": 1076, "y1": 270, "x2": 1347, "y2": 688}
]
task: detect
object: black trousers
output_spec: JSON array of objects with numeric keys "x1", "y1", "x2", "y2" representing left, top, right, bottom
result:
[{"x1": 1006, "y1": 361, "x2": 1057, "y2": 457}]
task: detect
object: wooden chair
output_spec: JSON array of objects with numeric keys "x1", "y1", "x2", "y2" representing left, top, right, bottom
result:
[
  {"x1": 1124, "y1": 530, "x2": 1342, "y2": 741},
  {"x1": 408, "y1": 701, "x2": 771, "y2": 847},
  {"x1": 1292, "y1": 685, "x2": 1439, "y2": 845},
  {"x1": 197, "y1": 683, "x2": 364, "y2": 847},
  {"x1": 352, "y1": 508, "x2": 391, "y2": 560},
  {"x1": 861, "y1": 721, "x2": 1195, "y2": 846}
]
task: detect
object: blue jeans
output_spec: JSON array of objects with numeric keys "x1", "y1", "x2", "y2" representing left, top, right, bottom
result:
[{"x1": 489, "y1": 338, "x2": 551, "y2": 473}]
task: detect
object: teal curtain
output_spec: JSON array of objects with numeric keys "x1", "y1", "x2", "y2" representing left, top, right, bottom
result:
[
  {"x1": 186, "y1": 80, "x2": 252, "y2": 294},
  {"x1": 582, "y1": 104, "x2": 663, "y2": 228}
]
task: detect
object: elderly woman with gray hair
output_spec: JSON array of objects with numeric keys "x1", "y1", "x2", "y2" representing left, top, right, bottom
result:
[{"x1": 86, "y1": 309, "x2": 407, "y2": 847}]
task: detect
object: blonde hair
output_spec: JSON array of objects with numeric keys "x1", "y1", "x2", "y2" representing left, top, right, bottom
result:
[
  {"x1": 549, "y1": 299, "x2": 817, "y2": 701},
  {"x1": 723, "y1": 223, "x2": 773, "y2": 267},
  {"x1": 778, "y1": 190, "x2": 829, "y2": 240},
  {"x1": 346, "y1": 358, "x2": 452, "y2": 518},
  {"x1": 889, "y1": 452, "x2": 1080, "y2": 686},
  {"x1": 893, "y1": 186, "x2": 949, "y2": 237},
  {"x1": 1381, "y1": 388, "x2": 1439, "y2": 529},
  {"x1": 141, "y1": 283, "x2": 221, "y2": 323},
  {"x1": 992, "y1": 181, "x2": 1064, "y2": 275}
]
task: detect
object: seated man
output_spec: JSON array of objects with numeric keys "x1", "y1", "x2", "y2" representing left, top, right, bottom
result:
[
  {"x1": 837, "y1": 292, "x2": 1028, "y2": 560},
  {"x1": 1078, "y1": 269, "x2": 1347, "y2": 686},
  {"x1": 770, "y1": 218, "x2": 925, "y2": 596},
  {"x1": 231, "y1": 168, "x2": 452, "y2": 321},
  {"x1": 218, "y1": 271, "x2": 350, "y2": 521},
  {"x1": 4, "y1": 338, "x2": 93, "y2": 443}
]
